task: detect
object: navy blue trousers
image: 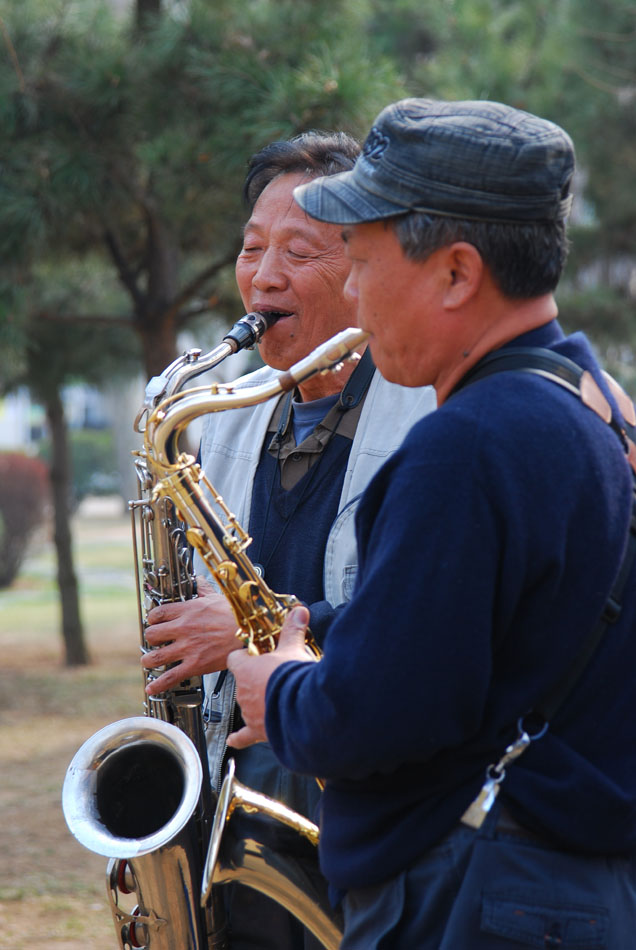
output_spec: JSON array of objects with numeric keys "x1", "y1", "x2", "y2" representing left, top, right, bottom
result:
[
  {"x1": 341, "y1": 809, "x2": 636, "y2": 949},
  {"x1": 225, "y1": 885, "x2": 322, "y2": 950},
  {"x1": 224, "y1": 743, "x2": 324, "y2": 950}
]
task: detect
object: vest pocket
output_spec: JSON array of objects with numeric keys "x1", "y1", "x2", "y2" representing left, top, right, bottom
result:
[{"x1": 342, "y1": 564, "x2": 358, "y2": 600}]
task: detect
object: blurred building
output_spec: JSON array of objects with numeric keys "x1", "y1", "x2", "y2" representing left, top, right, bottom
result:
[{"x1": 0, "y1": 389, "x2": 47, "y2": 449}]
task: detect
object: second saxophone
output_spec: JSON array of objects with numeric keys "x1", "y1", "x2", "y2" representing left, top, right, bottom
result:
[{"x1": 63, "y1": 324, "x2": 367, "y2": 950}]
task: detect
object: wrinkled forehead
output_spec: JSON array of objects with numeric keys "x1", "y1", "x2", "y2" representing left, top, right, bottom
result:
[{"x1": 244, "y1": 174, "x2": 347, "y2": 248}]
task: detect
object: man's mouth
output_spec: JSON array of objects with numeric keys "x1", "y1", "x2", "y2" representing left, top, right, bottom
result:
[{"x1": 255, "y1": 308, "x2": 294, "y2": 325}]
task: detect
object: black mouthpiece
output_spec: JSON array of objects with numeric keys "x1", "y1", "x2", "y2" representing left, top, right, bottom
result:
[{"x1": 222, "y1": 311, "x2": 280, "y2": 351}]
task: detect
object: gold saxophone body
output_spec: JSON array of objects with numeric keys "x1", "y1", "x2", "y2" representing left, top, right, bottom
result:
[
  {"x1": 145, "y1": 326, "x2": 367, "y2": 656},
  {"x1": 62, "y1": 322, "x2": 368, "y2": 950}
]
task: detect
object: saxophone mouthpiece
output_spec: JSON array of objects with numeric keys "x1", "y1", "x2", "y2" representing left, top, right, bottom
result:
[
  {"x1": 223, "y1": 311, "x2": 281, "y2": 352},
  {"x1": 256, "y1": 310, "x2": 284, "y2": 330}
]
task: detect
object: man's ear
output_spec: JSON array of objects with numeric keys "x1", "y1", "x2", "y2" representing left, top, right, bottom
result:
[{"x1": 442, "y1": 242, "x2": 484, "y2": 309}]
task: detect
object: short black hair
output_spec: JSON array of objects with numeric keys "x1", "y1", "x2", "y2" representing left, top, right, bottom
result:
[
  {"x1": 391, "y1": 212, "x2": 570, "y2": 298},
  {"x1": 244, "y1": 131, "x2": 360, "y2": 211}
]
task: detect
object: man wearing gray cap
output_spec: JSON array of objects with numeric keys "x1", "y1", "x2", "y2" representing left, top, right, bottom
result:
[{"x1": 225, "y1": 99, "x2": 636, "y2": 948}]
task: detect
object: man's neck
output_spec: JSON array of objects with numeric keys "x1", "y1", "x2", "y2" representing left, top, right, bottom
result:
[
  {"x1": 435, "y1": 295, "x2": 558, "y2": 406},
  {"x1": 295, "y1": 344, "x2": 368, "y2": 402}
]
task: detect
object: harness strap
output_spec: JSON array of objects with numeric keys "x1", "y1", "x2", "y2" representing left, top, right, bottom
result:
[
  {"x1": 458, "y1": 345, "x2": 636, "y2": 471},
  {"x1": 460, "y1": 347, "x2": 636, "y2": 717},
  {"x1": 463, "y1": 347, "x2": 636, "y2": 720},
  {"x1": 458, "y1": 345, "x2": 636, "y2": 827},
  {"x1": 337, "y1": 344, "x2": 375, "y2": 410}
]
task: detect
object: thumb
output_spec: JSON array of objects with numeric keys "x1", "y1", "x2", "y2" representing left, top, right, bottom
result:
[
  {"x1": 277, "y1": 605, "x2": 311, "y2": 650},
  {"x1": 195, "y1": 577, "x2": 214, "y2": 597},
  {"x1": 227, "y1": 723, "x2": 265, "y2": 749}
]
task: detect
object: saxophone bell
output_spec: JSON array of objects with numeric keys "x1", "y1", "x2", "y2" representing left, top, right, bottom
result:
[{"x1": 62, "y1": 717, "x2": 220, "y2": 949}]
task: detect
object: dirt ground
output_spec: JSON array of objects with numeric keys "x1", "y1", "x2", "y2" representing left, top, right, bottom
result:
[{"x1": 0, "y1": 501, "x2": 144, "y2": 949}]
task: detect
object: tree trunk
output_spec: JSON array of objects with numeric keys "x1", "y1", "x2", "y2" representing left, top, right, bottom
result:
[
  {"x1": 140, "y1": 206, "x2": 181, "y2": 379},
  {"x1": 139, "y1": 315, "x2": 180, "y2": 381},
  {"x1": 45, "y1": 388, "x2": 90, "y2": 666},
  {"x1": 136, "y1": 0, "x2": 161, "y2": 28}
]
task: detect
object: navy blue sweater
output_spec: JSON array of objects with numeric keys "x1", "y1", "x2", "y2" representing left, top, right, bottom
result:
[{"x1": 265, "y1": 321, "x2": 636, "y2": 892}]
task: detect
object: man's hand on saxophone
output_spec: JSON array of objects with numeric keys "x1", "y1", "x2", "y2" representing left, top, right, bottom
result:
[
  {"x1": 142, "y1": 577, "x2": 239, "y2": 695},
  {"x1": 226, "y1": 605, "x2": 316, "y2": 750}
]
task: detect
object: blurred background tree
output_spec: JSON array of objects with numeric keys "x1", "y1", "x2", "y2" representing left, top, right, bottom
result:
[
  {"x1": 0, "y1": 0, "x2": 405, "y2": 379},
  {"x1": 1, "y1": 0, "x2": 636, "y2": 665},
  {"x1": 0, "y1": 262, "x2": 138, "y2": 663},
  {"x1": 367, "y1": 0, "x2": 636, "y2": 386},
  {"x1": 0, "y1": 0, "x2": 406, "y2": 664}
]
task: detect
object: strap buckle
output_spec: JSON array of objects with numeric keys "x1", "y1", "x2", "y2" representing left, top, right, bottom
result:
[{"x1": 460, "y1": 717, "x2": 548, "y2": 830}]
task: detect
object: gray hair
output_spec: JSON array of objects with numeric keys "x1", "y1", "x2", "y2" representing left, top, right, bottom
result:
[
  {"x1": 391, "y1": 211, "x2": 570, "y2": 298},
  {"x1": 244, "y1": 131, "x2": 360, "y2": 210}
]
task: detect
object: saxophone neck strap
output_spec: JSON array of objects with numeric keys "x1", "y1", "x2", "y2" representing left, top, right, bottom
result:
[
  {"x1": 456, "y1": 345, "x2": 636, "y2": 723},
  {"x1": 337, "y1": 343, "x2": 375, "y2": 410},
  {"x1": 275, "y1": 343, "x2": 375, "y2": 440}
]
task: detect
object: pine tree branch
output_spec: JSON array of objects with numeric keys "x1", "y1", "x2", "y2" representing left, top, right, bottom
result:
[
  {"x1": 103, "y1": 228, "x2": 146, "y2": 311},
  {"x1": 36, "y1": 311, "x2": 134, "y2": 329},
  {"x1": 169, "y1": 242, "x2": 243, "y2": 327},
  {"x1": 0, "y1": 16, "x2": 25, "y2": 92},
  {"x1": 577, "y1": 25, "x2": 636, "y2": 43}
]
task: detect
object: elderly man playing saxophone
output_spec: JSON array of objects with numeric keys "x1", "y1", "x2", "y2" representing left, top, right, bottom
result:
[
  {"x1": 140, "y1": 130, "x2": 436, "y2": 950},
  {"x1": 225, "y1": 99, "x2": 636, "y2": 949}
]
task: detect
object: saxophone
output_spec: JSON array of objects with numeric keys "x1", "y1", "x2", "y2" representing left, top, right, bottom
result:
[
  {"x1": 62, "y1": 321, "x2": 368, "y2": 950},
  {"x1": 64, "y1": 312, "x2": 275, "y2": 950}
]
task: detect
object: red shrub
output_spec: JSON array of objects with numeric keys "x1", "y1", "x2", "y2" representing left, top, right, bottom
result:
[{"x1": 0, "y1": 452, "x2": 50, "y2": 588}]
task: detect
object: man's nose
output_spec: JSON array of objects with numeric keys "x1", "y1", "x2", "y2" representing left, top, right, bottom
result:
[
  {"x1": 252, "y1": 248, "x2": 288, "y2": 291},
  {"x1": 344, "y1": 270, "x2": 358, "y2": 303}
]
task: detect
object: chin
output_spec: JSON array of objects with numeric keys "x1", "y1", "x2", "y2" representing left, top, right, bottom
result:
[
  {"x1": 257, "y1": 340, "x2": 300, "y2": 372},
  {"x1": 370, "y1": 349, "x2": 401, "y2": 386},
  {"x1": 370, "y1": 343, "x2": 430, "y2": 388},
  {"x1": 257, "y1": 319, "x2": 305, "y2": 369},
  {"x1": 376, "y1": 360, "x2": 425, "y2": 389}
]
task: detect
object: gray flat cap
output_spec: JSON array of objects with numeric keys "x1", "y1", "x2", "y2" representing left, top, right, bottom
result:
[{"x1": 295, "y1": 98, "x2": 575, "y2": 225}]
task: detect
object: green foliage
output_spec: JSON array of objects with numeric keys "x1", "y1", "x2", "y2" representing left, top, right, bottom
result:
[
  {"x1": 0, "y1": 0, "x2": 406, "y2": 383},
  {"x1": 1, "y1": 0, "x2": 636, "y2": 389},
  {"x1": 0, "y1": 0, "x2": 404, "y2": 266},
  {"x1": 563, "y1": 4, "x2": 636, "y2": 262},
  {"x1": 367, "y1": 0, "x2": 576, "y2": 116},
  {"x1": 367, "y1": 0, "x2": 636, "y2": 383},
  {"x1": 557, "y1": 284, "x2": 636, "y2": 390}
]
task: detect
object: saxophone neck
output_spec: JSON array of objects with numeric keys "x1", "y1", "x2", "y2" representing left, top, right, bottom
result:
[
  {"x1": 145, "y1": 327, "x2": 369, "y2": 470},
  {"x1": 276, "y1": 327, "x2": 369, "y2": 393},
  {"x1": 134, "y1": 312, "x2": 280, "y2": 434}
]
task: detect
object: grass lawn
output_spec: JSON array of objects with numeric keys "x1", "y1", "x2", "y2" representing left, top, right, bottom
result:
[{"x1": 0, "y1": 497, "x2": 143, "y2": 949}]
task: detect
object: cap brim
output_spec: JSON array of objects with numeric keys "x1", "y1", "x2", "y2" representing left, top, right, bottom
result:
[{"x1": 294, "y1": 170, "x2": 407, "y2": 224}]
